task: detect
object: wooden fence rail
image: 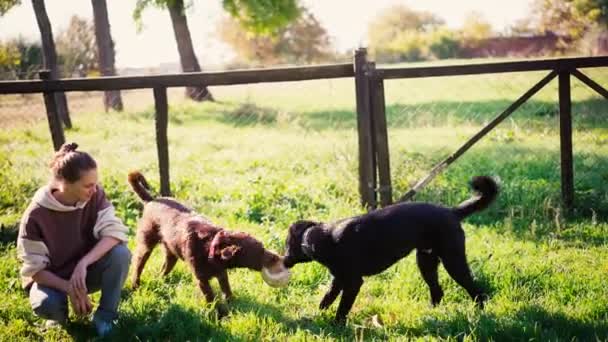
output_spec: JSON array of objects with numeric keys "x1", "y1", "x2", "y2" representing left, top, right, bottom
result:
[{"x1": 0, "y1": 64, "x2": 354, "y2": 94}]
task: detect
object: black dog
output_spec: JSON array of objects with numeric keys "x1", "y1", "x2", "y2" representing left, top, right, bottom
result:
[{"x1": 283, "y1": 176, "x2": 498, "y2": 323}]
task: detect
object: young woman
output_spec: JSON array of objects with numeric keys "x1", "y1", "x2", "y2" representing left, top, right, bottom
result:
[{"x1": 17, "y1": 142, "x2": 131, "y2": 336}]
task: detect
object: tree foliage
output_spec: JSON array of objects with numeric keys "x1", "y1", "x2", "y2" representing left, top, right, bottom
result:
[
  {"x1": 0, "y1": 41, "x2": 20, "y2": 79},
  {"x1": 532, "y1": 0, "x2": 608, "y2": 39},
  {"x1": 55, "y1": 15, "x2": 98, "y2": 77},
  {"x1": 428, "y1": 28, "x2": 461, "y2": 59},
  {"x1": 218, "y1": 7, "x2": 332, "y2": 66},
  {"x1": 0, "y1": 0, "x2": 20, "y2": 16},
  {"x1": 461, "y1": 11, "x2": 493, "y2": 41},
  {"x1": 368, "y1": 5, "x2": 458, "y2": 62},
  {"x1": 133, "y1": 0, "x2": 300, "y2": 34},
  {"x1": 509, "y1": 18, "x2": 540, "y2": 36},
  {"x1": 222, "y1": 0, "x2": 299, "y2": 34},
  {"x1": 0, "y1": 37, "x2": 42, "y2": 80},
  {"x1": 368, "y1": 4, "x2": 444, "y2": 43}
]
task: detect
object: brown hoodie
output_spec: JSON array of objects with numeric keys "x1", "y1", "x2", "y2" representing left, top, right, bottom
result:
[{"x1": 17, "y1": 184, "x2": 129, "y2": 288}]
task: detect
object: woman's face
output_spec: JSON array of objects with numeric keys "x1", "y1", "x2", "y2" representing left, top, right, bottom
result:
[{"x1": 64, "y1": 168, "x2": 98, "y2": 203}]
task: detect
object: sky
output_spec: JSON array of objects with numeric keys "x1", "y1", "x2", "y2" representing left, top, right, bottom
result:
[{"x1": 0, "y1": 0, "x2": 533, "y2": 69}]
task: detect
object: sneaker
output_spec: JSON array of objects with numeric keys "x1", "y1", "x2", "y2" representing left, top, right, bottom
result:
[
  {"x1": 92, "y1": 316, "x2": 114, "y2": 337},
  {"x1": 43, "y1": 319, "x2": 64, "y2": 329},
  {"x1": 41, "y1": 319, "x2": 67, "y2": 331}
]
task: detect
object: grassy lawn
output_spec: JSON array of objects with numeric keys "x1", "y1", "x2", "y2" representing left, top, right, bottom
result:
[{"x1": 0, "y1": 61, "x2": 607, "y2": 341}]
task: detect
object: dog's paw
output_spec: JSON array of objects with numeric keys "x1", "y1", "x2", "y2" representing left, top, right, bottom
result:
[
  {"x1": 475, "y1": 293, "x2": 489, "y2": 309},
  {"x1": 216, "y1": 304, "x2": 230, "y2": 318},
  {"x1": 332, "y1": 316, "x2": 347, "y2": 327}
]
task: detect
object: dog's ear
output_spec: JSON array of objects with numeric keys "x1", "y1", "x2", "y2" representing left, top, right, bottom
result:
[
  {"x1": 290, "y1": 220, "x2": 319, "y2": 236},
  {"x1": 219, "y1": 245, "x2": 242, "y2": 261},
  {"x1": 209, "y1": 230, "x2": 228, "y2": 261},
  {"x1": 195, "y1": 229, "x2": 213, "y2": 241}
]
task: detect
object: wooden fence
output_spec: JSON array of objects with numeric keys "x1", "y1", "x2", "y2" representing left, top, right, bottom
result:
[
  {"x1": 357, "y1": 50, "x2": 608, "y2": 213},
  {"x1": 1, "y1": 51, "x2": 607, "y2": 212}
]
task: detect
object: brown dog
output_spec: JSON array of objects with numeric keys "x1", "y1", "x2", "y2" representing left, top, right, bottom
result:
[{"x1": 128, "y1": 171, "x2": 289, "y2": 314}]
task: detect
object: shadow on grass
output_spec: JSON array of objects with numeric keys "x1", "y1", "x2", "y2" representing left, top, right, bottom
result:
[
  {"x1": 278, "y1": 303, "x2": 608, "y2": 340},
  {"x1": 0, "y1": 223, "x2": 18, "y2": 249},
  {"x1": 152, "y1": 98, "x2": 608, "y2": 131},
  {"x1": 403, "y1": 304, "x2": 608, "y2": 341},
  {"x1": 229, "y1": 292, "x2": 361, "y2": 339},
  {"x1": 104, "y1": 304, "x2": 241, "y2": 342}
]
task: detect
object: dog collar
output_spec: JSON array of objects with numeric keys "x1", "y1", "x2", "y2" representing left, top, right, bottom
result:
[{"x1": 301, "y1": 227, "x2": 315, "y2": 258}]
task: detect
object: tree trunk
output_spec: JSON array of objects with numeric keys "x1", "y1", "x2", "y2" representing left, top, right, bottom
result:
[
  {"x1": 91, "y1": 0, "x2": 123, "y2": 112},
  {"x1": 167, "y1": 0, "x2": 213, "y2": 101},
  {"x1": 32, "y1": 0, "x2": 71, "y2": 128}
]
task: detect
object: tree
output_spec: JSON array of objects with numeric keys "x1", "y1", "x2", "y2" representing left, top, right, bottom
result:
[
  {"x1": 222, "y1": 0, "x2": 300, "y2": 35},
  {"x1": 56, "y1": 16, "x2": 97, "y2": 77},
  {"x1": 461, "y1": 11, "x2": 493, "y2": 41},
  {"x1": 0, "y1": 40, "x2": 20, "y2": 80},
  {"x1": 0, "y1": 0, "x2": 23, "y2": 80},
  {"x1": 531, "y1": 0, "x2": 608, "y2": 41},
  {"x1": 218, "y1": 8, "x2": 333, "y2": 66},
  {"x1": 134, "y1": 0, "x2": 212, "y2": 101},
  {"x1": 14, "y1": 38, "x2": 42, "y2": 79},
  {"x1": 368, "y1": 4, "x2": 444, "y2": 42},
  {"x1": 91, "y1": 0, "x2": 123, "y2": 111},
  {"x1": 428, "y1": 28, "x2": 460, "y2": 59},
  {"x1": 367, "y1": 5, "x2": 445, "y2": 62},
  {"x1": 31, "y1": 0, "x2": 71, "y2": 128},
  {"x1": 0, "y1": 0, "x2": 20, "y2": 16},
  {"x1": 133, "y1": 0, "x2": 300, "y2": 101},
  {"x1": 0, "y1": 37, "x2": 43, "y2": 80},
  {"x1": 0, "y1": 38, "x2": 45, "y2": 80},
  {"x1": 509, "y1": 18, "x2": 539, "y2": 36}
]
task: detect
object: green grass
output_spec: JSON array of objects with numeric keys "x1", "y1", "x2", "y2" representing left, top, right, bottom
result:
[{"x1": 0, "y1": 62, "x2": 607, "y2": 341}]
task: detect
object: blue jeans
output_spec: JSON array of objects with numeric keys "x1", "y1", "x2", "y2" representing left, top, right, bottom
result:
[{"x1": 29, "y1": 244, "x2": 131, "y2": 323}]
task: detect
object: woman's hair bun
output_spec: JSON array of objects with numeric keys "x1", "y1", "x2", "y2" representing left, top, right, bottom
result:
[{"x1": 60, "y1": 142, "x2": 79, "y2": 153}]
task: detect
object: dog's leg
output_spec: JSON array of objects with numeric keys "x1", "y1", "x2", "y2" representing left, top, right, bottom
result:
[
  {"x1": 320, "y1": 277, "x2": 342, "y2": 310},
  {"x1": 416, "y1": 250, "x2": 444, "y2": 306},
  {"x1": 131, "y1": 245, "x2": 154, "y2": 288},
  {"x1": 440, "y1": 231, "x2": 487, "y2": 308},
  {"x1": 334, "y1": 277, "x2": 363, "y2": 324},
  {"x1": 160, "y1": 253, "x2": 178, "y2": 277},
  {"x1": 197, "y1": 277, "x2": 228, "y2": 317},
  {"x1": 131, "y1": 224, "x2": 160, "y2": 288},
  {"x1": 217, "y1": 271, "x2": 233, "y2": 301},
  {"x1": 196, "y1": 277, "x2": 216, "y2": 303},
  {"x1": 160, "y1": 244, "x2": 178, "y2": 277}
]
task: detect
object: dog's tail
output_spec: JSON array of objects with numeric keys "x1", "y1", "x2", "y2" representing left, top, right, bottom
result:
[
  {"x1": 452, "y1": 176, "x2": 498, "y2": 220},
  {"x1": 128, "y1": 171, "x2": 155, "y2": 202}
]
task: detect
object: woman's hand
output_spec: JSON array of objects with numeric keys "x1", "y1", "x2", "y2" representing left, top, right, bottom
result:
[
  {"x1": 68, "y1": 260, "x2": 92, "y2": 316},
  {"x1": 70, "y1": 260, "x2": 88, "y2": 295},
  {"x1": 67, "y1": 284, "x2": 92, "y2": 316}
]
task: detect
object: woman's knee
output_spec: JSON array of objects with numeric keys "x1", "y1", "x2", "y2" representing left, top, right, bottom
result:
[
  {"x1": 106, "y1": 244, "x2": 132, "y2": 269},
  {"x1": 30, "y1": 286, "x2": 68, "y2": 321}
]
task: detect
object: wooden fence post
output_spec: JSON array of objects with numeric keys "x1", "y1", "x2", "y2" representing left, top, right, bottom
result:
[
  {"x1": 354, "y1": 48, "x2": 376, "y2": 209},
  {"x1": 39, "y1": 70, "x2": 65, "y2": 151},
  {"x1": 153, "y1": 87, "x2": 171, "y2": 197},
  {"x1": 368, "y1": 63, "x2": 392, "y2": 207},
  {"x1": 558, "y1": 70, "x2": 574, "y2": 213}
]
